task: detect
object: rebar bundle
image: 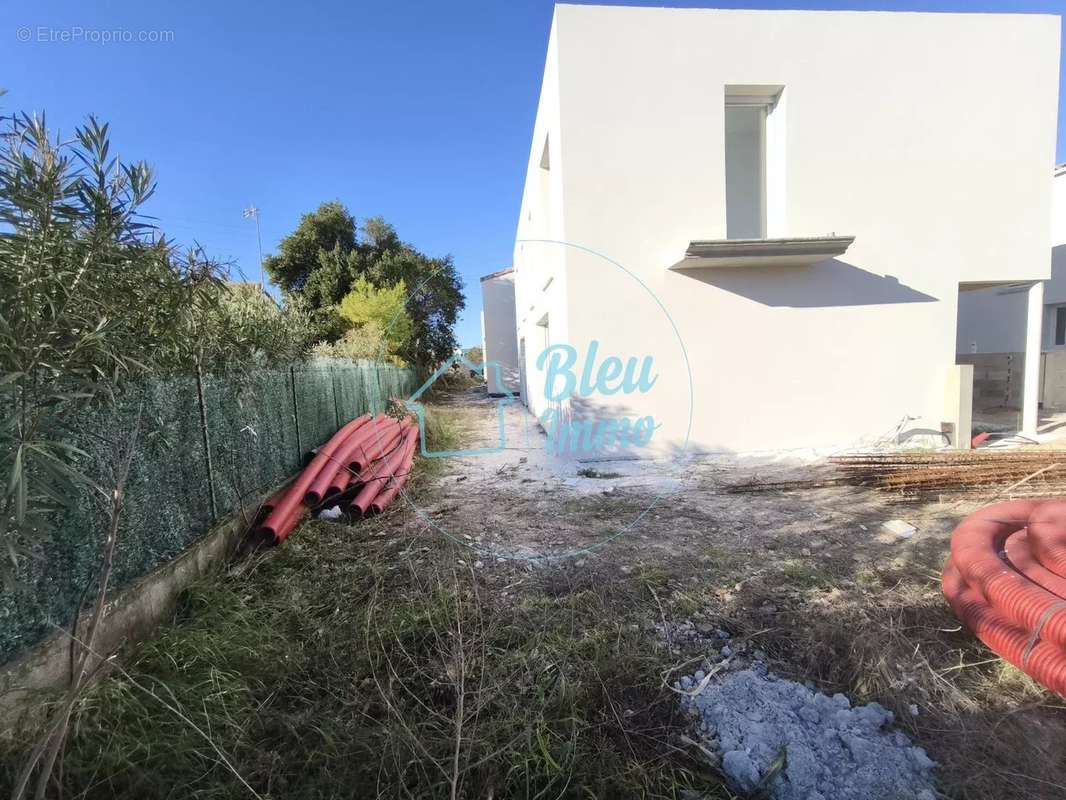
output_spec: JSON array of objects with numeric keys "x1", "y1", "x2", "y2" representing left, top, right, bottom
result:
[{"x1": 729, "y1": 450, "x2": 1066, "y2": 502}]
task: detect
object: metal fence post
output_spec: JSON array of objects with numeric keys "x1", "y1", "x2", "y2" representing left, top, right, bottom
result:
[
  {"x1": 330, "y1": 366, "x2": 341, "y2": 429},
  {"x1": 195, "y1": 365, "x2": 218, "y2": 520},
  {"x1": 290, "y1": 364, "x2": 302, "y2": 461}
]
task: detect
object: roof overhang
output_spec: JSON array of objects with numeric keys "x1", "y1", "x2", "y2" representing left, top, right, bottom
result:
[
  {"x1": 959, "y1": 281, "x2": 1038, "y2": 294},
  {"x1": 672, "y1": 236, "x2": 855, "y2": 270},
  {"x1": 480, "y1": 267, "x2": 515, "y2": 282}
]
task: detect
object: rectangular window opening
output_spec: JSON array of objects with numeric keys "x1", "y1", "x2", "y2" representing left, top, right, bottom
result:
[
  {"x1": 724, "y1": 87, "x2": 782, "y2": 240},
  {"x1": 725, "y1": 98, "x2": 767, "y2": 239},
  {"x1": 1055, "y1": 306, "x2": 1066, "y2": 346}
]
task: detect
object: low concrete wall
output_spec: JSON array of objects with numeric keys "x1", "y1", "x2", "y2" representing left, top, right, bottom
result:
[
  {"x1": 954, "y1": 351, "x2": 1066, "y2": 413},
  {"x1": 1042, "y1": 350, "x2": 1066, "y2": 410},
  {"x1": 0, "y1": 511, "x2": 244, "y2": 734},
  {"x1": 943, "y1": 364, "x2": 974, "y2": 448},
  {"x1": 956, "y1": 352, "x2": 1028, "y2": 410}
]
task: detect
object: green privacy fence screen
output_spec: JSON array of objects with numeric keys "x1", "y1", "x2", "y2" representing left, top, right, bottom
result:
[{"x1": 0, "y1": 360, "x2": 419, "y2": 664}]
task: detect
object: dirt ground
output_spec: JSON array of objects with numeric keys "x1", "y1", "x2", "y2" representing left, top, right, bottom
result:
[
  {"x1": 6, "y1": 381, "x2": 1066, "y2": 799},
  {"x1": 972, "y1": 402, "x2": 1066, "y2": 444},
  {"x1": 418, "y1": 383, "x2": 984, "y2": 570},
  {"x1": 400, "y1": 384, "x2": 1066, "y2": 799}
]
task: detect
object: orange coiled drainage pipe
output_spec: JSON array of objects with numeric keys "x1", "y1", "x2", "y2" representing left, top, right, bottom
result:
[{"x1": 942, "y1": 499, "x2": 1066, "y2": 695}]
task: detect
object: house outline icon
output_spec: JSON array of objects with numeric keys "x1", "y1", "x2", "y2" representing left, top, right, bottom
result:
[{"x1": 404, "y1": 353, "x2": 517, "y2": 458}]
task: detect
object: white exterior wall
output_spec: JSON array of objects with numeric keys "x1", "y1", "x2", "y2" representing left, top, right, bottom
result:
[
  {"x1": 514, "y1": 4, "x2": 1059, "y2": 454},
  {"x1": 513, "y1": 20, "x2": 570, "y2": 420},
  {"x1": 958, "y1": 171, "x2": 1066, "y2": 354},
  {"x1": 1045, "y1": 173, "x2": 1066, "y2": 351},
  {"x1": 480, "y1": 271, "x2": 521, "y2": 395},
  {"x1": 956, "y1": 287, "x2": 1029, "y2": 354}
]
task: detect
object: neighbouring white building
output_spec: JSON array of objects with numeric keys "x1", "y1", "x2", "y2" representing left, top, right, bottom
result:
[
  {"x1": 495, "y1": 4, "x2": 1059, "y2": 455},
  {"x1": 479, "y1": 268, "x2": 521, "y2": 396},
  {"x1": 956, "y1": 166, "x2": 1066, "y2": 414}
]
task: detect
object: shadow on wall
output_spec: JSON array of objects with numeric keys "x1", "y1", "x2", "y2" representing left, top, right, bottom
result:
[
  {"x1": 554, "y1": 392, "x2": 704, "y2": 460},
  {"x1": 520, "y1": 372, "x2": 941, "y2": 458},
  {"x1": 1054, "y1": 242, "x2": 1066, "y2": 273},
  {"x1": 673, "y1": 259, "x2": 938, "y2": 308},
  {"x1": 489, "y1": 364, "x2": 523, "y2": 397}
]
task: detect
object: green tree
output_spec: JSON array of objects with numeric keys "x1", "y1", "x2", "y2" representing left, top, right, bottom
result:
[
  {"x1": 463, "y1": 346, "x2": 483, "y2": 366},
  {"x1": 265, "y1": 206, "x2": 464, "y2": 366},
  {"x1": 262, "y1": 201, "x2": 356, "y2": 296},
  {"x1": 336, "y1": 276, "x2": 413, "y2": 357},
  {"x1": 359, "y1": 226, "x2": 465, "y2": 367},
  {"x1": 312, "y1": 323, "x2": 399, "y2": 365}
]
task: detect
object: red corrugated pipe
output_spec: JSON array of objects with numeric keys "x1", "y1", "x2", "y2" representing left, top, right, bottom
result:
[
  {"x1": 943, "y1": 499, "x2": 1066, "y2": 695},
  {"x1": 249, "y1": 409, "x2": 421, "y2": 546},
  {"x1": 302, "y1": 414, "x2": 383, "y2": 505},
  {"x1": 370, "y1": 430, "x2": 419, "y2": 514},
  {"x1": 255, "y1": 416, "x2": 369, "y2": 544},
  {"x1": 348, "y1": 423, "x2": 417, "y2": 517},
  {"x1": 318, "y1": 416, "x2": 399, "y2": 498},
  {"x1": 347, "y1": 421, "x2": 405, "y2": 473}
]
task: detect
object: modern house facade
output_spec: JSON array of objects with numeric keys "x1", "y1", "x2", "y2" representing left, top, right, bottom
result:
[
  {"x1": 957, "y1": 166, "x2": 1066, "y2": 413},
  {"x1": 479, "y1": 268, "x2": 522, "y2": 396},
  {"x1": 502, "y1": 4, "x2": 1060, "y2": 454}
]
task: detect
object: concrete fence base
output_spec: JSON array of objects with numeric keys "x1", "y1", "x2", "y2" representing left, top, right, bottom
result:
[{"x1": 0, "y1": 511, "x2": 245, "y2": 735}]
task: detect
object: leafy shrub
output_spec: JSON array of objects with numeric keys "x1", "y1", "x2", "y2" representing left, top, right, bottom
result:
[
  {"x1": 0, "y1": 113, "x2": 316, "y2": 582},
  {"x1": 196, "y1": 282, "x2": 317, "y2": 370}
]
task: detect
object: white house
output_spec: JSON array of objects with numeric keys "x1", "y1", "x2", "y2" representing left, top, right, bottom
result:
[
  {"x1": 479, "y1": 268, "x2": 521, "y2": 396},
  {"x1": 500, "y1": 4, "x2": 1059, "y2": 455},
  {"x1": 956, "y1": 166, "x2": 1066, "y2": 412}
]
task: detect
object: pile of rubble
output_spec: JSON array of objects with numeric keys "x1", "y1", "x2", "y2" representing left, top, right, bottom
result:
[{"x1": 676, "y1": 661, "x2": 937, "y2": 800}]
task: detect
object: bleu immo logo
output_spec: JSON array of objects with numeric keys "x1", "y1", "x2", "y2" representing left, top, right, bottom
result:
[
  {"x1": 404, "y1": 352, "x2": 517, "y2": 458},
  {"x1": 389, "y1": 238, "x2": 693, "y2": 561},
  {"x1": 536, "y1": 340, "x2": 661, "y2": 455}
]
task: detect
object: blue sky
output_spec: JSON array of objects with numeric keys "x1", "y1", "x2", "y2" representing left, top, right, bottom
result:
[{"x1": 4, "y1": 0, "x2": 1065, "y2": 347}]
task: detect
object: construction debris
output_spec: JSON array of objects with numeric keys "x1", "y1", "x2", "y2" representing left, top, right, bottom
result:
[
  {"x1": 679, "y1": 666, "x2": 937, "y2": 800},
  {"x1": 729, "y1": 450, "x2": 1066, "y2": 502},
  {"x1": 943, "y1": 498, "x2": 1066, "y2": 696},
  {"x1": 249, "y1": 410, "x2": 419, "y2": 546},
  {"x1": 880, "y1": 519, "x2": 917, "y2": 540}
]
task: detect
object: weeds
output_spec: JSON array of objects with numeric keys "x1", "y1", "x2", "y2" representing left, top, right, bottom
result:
[
  {"x1": 0, "y1": 521, "x2": 728, "y2": 799},
  {"x1": 407, "y1": 384, "x2": 478, "y2": 482},
  {"x1": 5, "y1": 387, "x2": 1066, "y2": 799},
  {"x1": 676, "y1": 552, "x2": 1066, "y2": 800},
  {"x1": 577, "y1": 468, "x2": 623, "y2": 480}
]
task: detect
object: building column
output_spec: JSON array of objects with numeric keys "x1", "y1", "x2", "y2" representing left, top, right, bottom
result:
[{"x1": 1022, "y1": 281, "x2": 1045, "y2": 436}]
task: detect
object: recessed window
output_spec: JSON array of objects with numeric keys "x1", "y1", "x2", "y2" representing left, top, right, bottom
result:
[
  {"x1": 724, "y1": 87, "x2": 783, "y2": 240},
  {"x1": 725, "y1": 104, "x2": 765, "y2": 238},
  {"x1": 1055, "y1": 306, "x2": 1066, "y2": 346}
]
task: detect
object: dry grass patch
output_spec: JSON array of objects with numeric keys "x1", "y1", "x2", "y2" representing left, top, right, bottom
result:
[{"x1": 0, "y1": 519, "x2": 738, "y2": 799}]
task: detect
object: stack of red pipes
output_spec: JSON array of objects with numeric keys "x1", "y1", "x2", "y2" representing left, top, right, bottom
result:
[
  {"x1": 252, "y1": 412, "x2": 420, "y2": 546},
  {"x1": 943, "y1": 499, "x2": 1066, "y2": 695}
]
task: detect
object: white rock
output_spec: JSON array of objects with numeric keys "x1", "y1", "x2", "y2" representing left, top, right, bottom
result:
[{"x1": 882, "y1": 519, "x2": 917, "y2": 539}]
